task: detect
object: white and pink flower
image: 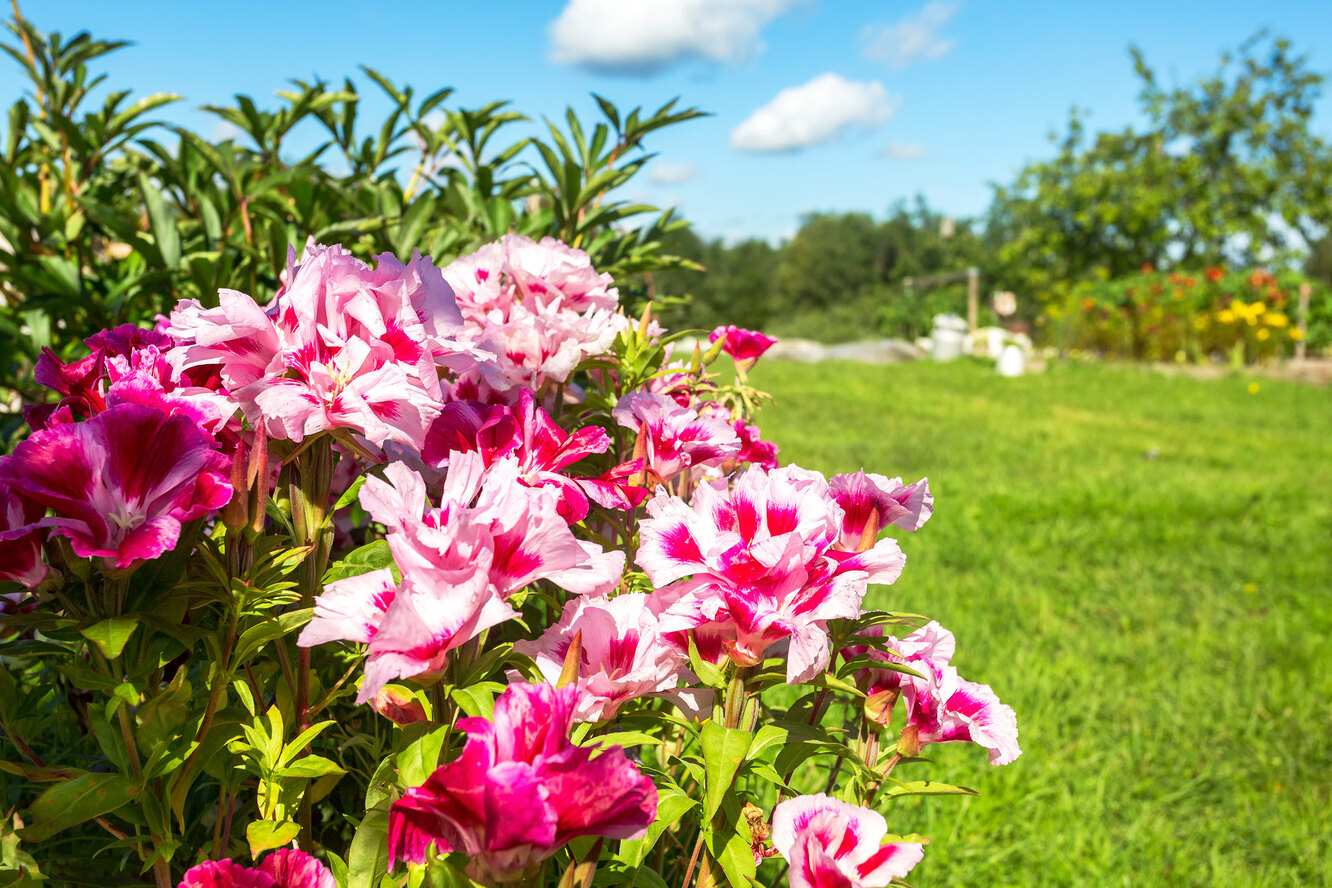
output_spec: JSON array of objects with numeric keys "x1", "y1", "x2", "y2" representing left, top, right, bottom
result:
[
  {"x1": 167, "y1": 242, "x2": 483, "y2": 451},
  {"x1": 443, "y1": 234, "x2": 626, "y2": 396},
  {"x1": 849, "y1": 622, "x2": 1021, "y2": 765},
  {"x1": 770, "y1": 794, "x2": 923, "y2": 888},
  {"x1": 299, "y1": 454, "x2": 624, "y2": 702},
  {"x1": 515, "y1": 592, "x2": 689, "y2": 722},
  {"x1": 636, "y1": 465, "x2": 905, "y2": 682},
  {"x1": 613, "y1": 392, "x2": 740, "y2": 483}
]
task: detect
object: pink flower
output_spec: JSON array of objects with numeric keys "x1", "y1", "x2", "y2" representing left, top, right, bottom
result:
[
  {"x1": 709, "y1": 326, "x2": 777, "y2": 369},
  {"x1": 388, "y1": 682, "x2": 657, "y2": 881},
  {"x1": 0, "y1": 478, "x2": 47, "y2": 589},
  {"x1": 423, "y1": 388, "x2": 645, "y2": 522},
  {"x1": 177, "y1": 850, "x2": 334, "y2": 888},
  {"x1": 299, "y1": 455, "x2": 624, "y2": 702},
  {"x1": 733, "y1": 417, "x2": 780, "y2": 470},
  {"x1": 828, "y1": 472, "x2": 932, "y2": 549},
  {"x1": 0, "y1": 404, "x2": 232, "y2": 571},
  {"x1": 849, "y1": 622, "x2": 1020, "y2": 765},
  {"x1": 636, "y1": 465, "x2": 905, "y2": 682},
  {"x1": 515, "y1": 593, "x2": 689, "y2": 722},
  {"x1": 167, "y1": 242, "x2": 482, "y2": 451},
  {"x1": 770, "y1": 794, "x2": 923, "y2": 888},
  {"x1": 443, "y1": 235, "x2": 625, "y2": 395},
  {"x1": 612, "y1": 392, "x2": 740, "y2": 483}
]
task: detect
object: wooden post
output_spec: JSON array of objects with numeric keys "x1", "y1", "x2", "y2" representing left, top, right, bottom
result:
[
  {"x1": 966, "y1": 267, "x2": 979, "y2": 333},
  {"x1": 1296, "y1": 282, "x2": 1311, "y2": 361}
]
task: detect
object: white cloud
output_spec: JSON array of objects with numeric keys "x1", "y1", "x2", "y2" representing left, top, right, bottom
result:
[
  {"x1": 548, "y1": 0, "x2": 796, "y2": 75},
  {"x1": 210, "y1": 120, "x2": 241, "y2": 142},
  {"x1": 730, "y1": 73, "x2": 900, "y2": 154},
  {"x1": 649, "y1": 161, "x2": 698, "y2": 185},
  {"x1": 880, "y1": 141, "x2": 927, "y2": 160},
  {"x1": 861, "y1": 1, "x2": 960, "y2": 69}
]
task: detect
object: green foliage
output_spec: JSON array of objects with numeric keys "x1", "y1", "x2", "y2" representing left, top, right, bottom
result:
[
  {"x1": 658, "y1": 200, "x2": 994, "y2": 343},
  {"x1": 0, "y1": 9, "x2": 702, "y2": 440},
  {"x1": 991, "y1": 32, "x2": 1332, "y2": 302}
]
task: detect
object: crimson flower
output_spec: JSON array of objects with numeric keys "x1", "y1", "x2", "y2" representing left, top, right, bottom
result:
[
  {"x1": 177, "y1": 849, "x2": 333, "y2": 888},
  {"x1": 388, "y1": 682, "x2": 657, "y2": 882},
  {"x1": 0, "y1": 404, "x2": 231, "y2": 571},
  {"x1": 709, "y1": 325, "x2": 777, "y2": 369}
]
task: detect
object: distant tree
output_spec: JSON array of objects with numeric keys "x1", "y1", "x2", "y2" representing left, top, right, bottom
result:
[
  {"x1": 774, "y1": 212, "x2": 885, "y2": 312},
  {"x1": 992, "y1": 33, "x2": 1332, "y2": 300}
]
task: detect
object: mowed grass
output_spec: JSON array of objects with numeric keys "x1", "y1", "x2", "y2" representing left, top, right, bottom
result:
[{"x1": 748, "y1": 358, "x2": 1332, "y2": 887}]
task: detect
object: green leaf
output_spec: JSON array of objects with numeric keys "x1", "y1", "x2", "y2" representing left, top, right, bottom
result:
[
  {"x1": 880, "y1": 779, "x2": 979, "y2": 800},
  {"x1": 617, "y1": 788, "x2": 696, "y2": 867},
  {"x1": 686, "y1": 635, "x2": 727, "y2": 690},
  {"x1": 700, "y1": 721, "x2": 751, "y2": 821},
  {"x1": 347, "y1": 802, "x2": 390, "y2": 887},
  {"x1": 138, "y1": 172, "x2": 180, "y2": 268},
  {"x1": 332, "y1": 475, "x2": 366, "y2": 511},
  {"x1": 398, "y1": 724, "x2": 449, "y2": 787},
  {"x1": 247, "y1": 820, "x2": 301, "y2": 858},
  {"x1": 745, "y1": 724, "x2": 788, "y2": 762},
  {"x1": 279, "y1": 755, "x2": 346, "y2": 779},
  {"x1": 21, "y1": 773, "x2": 139, "y2": 842},
  {"x1": 450, "y1": 682, "x2": 503, "y2": 719},
  {"x1": 79, "y1": 617, "x2": 140, "y2": 660}
]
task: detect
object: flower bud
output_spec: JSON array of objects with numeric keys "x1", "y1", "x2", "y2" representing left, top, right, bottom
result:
[
  {"x1": 370, "y1": 685, "x2": 428, "y2": 726},
  {"x1": 898, "y1": 723, "x2": 921, "y2": 758},
  {"x1": 864, "y1": 688, "x2": 898, "y2": 727}
]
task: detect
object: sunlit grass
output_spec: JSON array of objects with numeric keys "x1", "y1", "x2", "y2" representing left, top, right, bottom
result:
[{"x1": 750, "y1": 358, "x2": 1331, "y2": 887}]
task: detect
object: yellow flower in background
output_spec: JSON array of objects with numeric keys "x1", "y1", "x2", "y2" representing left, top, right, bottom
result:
[
  {"x1": 1217, "y1": 309, "x2": 1236, "y2": 324},
  {"x1": 1252, "y1": 301, "x2": 1267, "y2": 315},
  {"x1": 1248, "y1": 382, "x2": 1260, "y2": 395},
  {"x1": 1265, "y1": 312, "x2": 1289, "y2": 328},
  {"x1": 1289, "y1": 328, "x2": 1305, "y2": 341},
  {"x1": 1257, "y1": 328, "x2": 1270, "y2": 341},
  {"x1": 1243, "y1": 582, "x2": 1258, "y2": 594}
]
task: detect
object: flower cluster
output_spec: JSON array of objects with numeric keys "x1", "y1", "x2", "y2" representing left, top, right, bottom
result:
[{"x1": 2, "y1": 234, "x2": 1019, "y2": 888}]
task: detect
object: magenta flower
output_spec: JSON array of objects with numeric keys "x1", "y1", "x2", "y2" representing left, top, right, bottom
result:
[
  {"x1": 709, "y1": 325, "x2": 777, "y2": 370},
  {"x1": 299, "y1": 455, "x2": 624, "y2": 702},
  {"x1": 423, "y1": 388, "x2": 645, "y2": 522},
  {"x1": 515, "y1": 592, "x2": 689, "y2": 722},
  {"x1": 0, "y1": 404, "x2": 231, "y2": 571},
  {"x1": 612, "y1": 392, "x2": 740, "y2": 483},
  {"x1": 636, "y1": 465, "x2": 905, "y2": 682},
  {"x1": 770, "y1": 794, "x2": 923, "y2": 888},
  {"x1": 29, "y1": 324, "x2": 175, "y2": 424},
  {"x1": 828, "y1": 472, "x2": 932, "y2": 549},
  {"x1": 733, "y1": 417, "x2": 780, "y2": 470},
  {"x1": 177, "y1": 849, "x2": 334, "y2": 888},
  {"x1": 0, "y1": 478, "x2": 47, "y2": 589},
  {"x1": 849, "y1": 622, "x2": 1020, "y2": 765},
  {"x1": 388, "y1": 682, "x2": 657, "y2": 882},
  {"x1": 167, "y1": 242, "x2": 482, "y2": 451}
]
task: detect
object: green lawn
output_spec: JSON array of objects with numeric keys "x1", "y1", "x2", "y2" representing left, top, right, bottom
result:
[{"x1": 749, "y1": 358, "x2": 1332, "y2": 887}]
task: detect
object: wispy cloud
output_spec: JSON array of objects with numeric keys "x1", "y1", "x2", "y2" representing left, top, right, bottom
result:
[
  {"x1": 649, "y1": 161, "x2": 699, "y2": 186},
  {"x1": 210, "y1": 120, "x2": 241, "y2": 142},
  {"x1": 861, "y1": 1, "x2": 960, "y2": 69},
  {"x1": 731, "y1": 73, "x2": 900, "y2": 154},
  {"x1": 880, "y1": 142, "x2": 927, "y2": 160},
  {"x1": 548, "y1": 0, "x2": 797, "y2": 76}
]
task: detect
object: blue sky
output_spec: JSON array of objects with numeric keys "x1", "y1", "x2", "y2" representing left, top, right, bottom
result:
[{"x1": 5, "y1": 1, "x2": 1332, "y2": 244}]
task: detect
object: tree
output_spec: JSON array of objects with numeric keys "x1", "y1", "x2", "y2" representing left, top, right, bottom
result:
[{"x1": 992, "y1": 32, "x2": 1332, "y2": 301}]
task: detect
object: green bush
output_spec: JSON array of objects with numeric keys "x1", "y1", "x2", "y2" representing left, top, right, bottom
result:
[{"x1": 0, "y1": 10, "x2": 702, "y2": 446}]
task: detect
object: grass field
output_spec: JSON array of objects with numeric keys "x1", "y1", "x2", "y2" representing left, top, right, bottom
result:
[{"x1": 749, "y1": 358, "x2": 1331, "y2": 887}]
